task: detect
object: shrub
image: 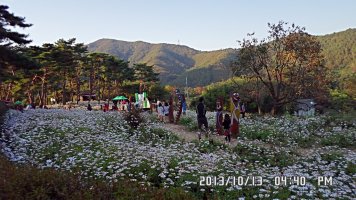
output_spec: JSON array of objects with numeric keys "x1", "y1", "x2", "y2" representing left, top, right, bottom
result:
[
  {"x1": 123, "y1": 108, "x2": 144, "y2": 129},
  {"x1": 345, "y1": 162, "x2": 356, "y2": 175},
  {"x1": 320, "y1": 134, "x2": 355, "y2": 148},
  {"x1": 320, "y1": 152, "x2": 343, "y2": 162},
  {"x1": 0, "y1": 155, "x2": 195, "y2": 200}
]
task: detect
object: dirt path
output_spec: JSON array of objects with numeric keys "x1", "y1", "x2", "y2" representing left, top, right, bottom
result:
[
  {"x1": 161, "y1": 123, "x2": 247, "y2": 148},
  {"x1": 160, "y1": 123, "x2": 349, "y2": 156}
]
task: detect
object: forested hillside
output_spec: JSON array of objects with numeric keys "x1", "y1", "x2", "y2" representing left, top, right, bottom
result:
[
  {"x1": 87, "y1": 39, "x2": 236, "y2": 85},
  {"x1": 318, "y1": 28, "x2": 356, "y2": 71},
  {"x1": 317, "y1": 28, "x2": 356, "y2": 98},
  {"x1": 88, "y1": 29, "x2": 355, "y2": 88}
]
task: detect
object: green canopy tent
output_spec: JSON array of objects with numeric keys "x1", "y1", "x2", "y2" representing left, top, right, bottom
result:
[
  {"x1": 14, "y1": 101, "x2": 23, "y2": 105},
  {"x1": 112, "y1": 96, "x2": 127, "y2": 101}
]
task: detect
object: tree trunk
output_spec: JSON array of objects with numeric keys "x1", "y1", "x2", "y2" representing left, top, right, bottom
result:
[
  {"x1": 26, "y1": 87, "x2": 33, "y2": 104},
  {"x1": 5, "y1": 82, "x2": 13, "y2": 100},
  {"x1": 44, "y1": 82, "x2": 48, "y2": 105},
  {"x1": 89, "y1": 69, "x2": 93, "y2": 102},
  {"x1": 76, "y1": 75, "x2": 80, "y2": 104},
  {"x1": 258, "y1": 105, "x2": 262, "y2": 115},
  {"x1": 62, "y1": 71, "x2": 67, "y2": 105},
  {"x1": 40, "y1": 79, "x2": 45, "y2": 106},
  {"x1": 271, "y1": 102, "x2": 283, "y2": 116}
]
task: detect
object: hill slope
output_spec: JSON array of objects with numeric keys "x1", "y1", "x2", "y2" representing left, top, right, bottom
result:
[
  {"x1": 317, "y1": 28, "x2": 356, "y2": 74},
  {"x1": 87, "y1": 29, "x2": 356, "y2": 87},
  {"x1": 87, "y1": 39, "x2": 236, "y2": 86}
]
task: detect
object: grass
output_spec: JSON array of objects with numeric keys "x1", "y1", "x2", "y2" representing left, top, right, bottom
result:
[
  {"x1": 320, "y1": 134, "x2": 355, "y2": 148},
  {"x1": 345, "y1": 162, "x2": 356, "y2": 175},
  {"x1": 179, "y1": 116, "x2": 198, "y2": 131},
  {"x1": 320, "y1": 152, "x2": 343, "y2": 162},
  {"x1": 194, "y1": 139, "x2": 228, "y2": 153},
  {"x1": 233, "y1": 143, "x2": 296, "y2": 167}
]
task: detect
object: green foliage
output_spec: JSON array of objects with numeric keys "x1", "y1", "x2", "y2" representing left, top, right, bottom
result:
[
  {"x1": 0, "y1": 5, "x2": 32, "y2": 80},
  {"x1": 345, "y1": 162, "x2": 356, "y2": 175},
  {"x1": 178, "y1": 116, "x2": 198, "y2": 131},
  {"x1": 293, "y1": 135, "x2": 316, "y2": 148},
  {"x1": 318, "y1": 28, "x2": 356, "y2": 71},
  {"x1": 133, "y1": 63, "x2": 159, "y2": 82},
  {"x1": 320, "y1": 152, "x2": 343, "y2": 162},
  {"x1": 233, "y1": 143, "x2": 295, "y2": 167},
  {"x1": 171, "y1": 65, "x2": 232, "y2": 87},
  {"x1": 193, "y1": 49, "x2": 235, "y2": 67},
  {"x1": 241, "y1": 127, "x2": 274, "y2": 141},
  {"x1": 329, "y1": 89, "x2": 355, "y2": 110},
  {"x1": 149, "y1": 84, "x2": 170, "y2": 101},
  {"x1": 318, "y1": 29, "x2": 356, "y2": 100},
  {"x1": 195, "y1": 139, "x2": 228, "y2": 153},
  {"x1": 320, "y1": 134, "x2": 355, "y2": 148},
  {"x1": 189, "y1": 77, "x2": 242, "y2": 111},
  {"x1": 123, "y1": 108, "x2": 143, "y2": 129}
]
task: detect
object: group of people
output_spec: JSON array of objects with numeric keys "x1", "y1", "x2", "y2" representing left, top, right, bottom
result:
[
  {"x1": 156, "y1": 100, "x2": 170, "y2": 122},
  {"x1": 87, "y1": 100, "x2": 133, "y2": 112},
  {"x1": 196, "y1": 93, "x2": 246, "y2": 143}
]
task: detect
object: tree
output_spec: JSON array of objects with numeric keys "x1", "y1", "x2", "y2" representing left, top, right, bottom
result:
[
  {"x1": 232, "y1": 21, "x2": 328, "y2": 114},
  {"x1": 49, "y1": 38, "x2": 87, "y2": 104},
  {"x1": 149, "y1": 84, "x2": 169, "y2": 101},
  {"x1": 133, "y1": 63, "x2": 159, "y2": 93},
  {"x1": 133, "y1": 63, "x2": 159, "y2": 82},
  {"x1": 86, "y1": 52, "x2": 109, "y2": 101},
  {"x1": 0, "y1": 5, "x2": 32, "y2": 78}
]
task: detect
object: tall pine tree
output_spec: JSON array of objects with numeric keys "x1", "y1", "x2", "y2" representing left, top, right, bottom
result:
[{"x1": 0, "y1": 5, "x2": 32, "y2": 78}]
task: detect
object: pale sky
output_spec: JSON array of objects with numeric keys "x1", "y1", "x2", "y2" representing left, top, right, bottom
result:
[{"x1": 3, "y1": 0, "x2": 356, "y2": 51}]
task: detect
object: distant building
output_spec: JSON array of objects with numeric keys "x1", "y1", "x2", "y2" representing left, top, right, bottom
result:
[
  {"x1": 80, "y1": 91, "x2": 96, "y2": 101},
  {"x1": 295, "y1": 99, "x2": 316, "y2": 116}
]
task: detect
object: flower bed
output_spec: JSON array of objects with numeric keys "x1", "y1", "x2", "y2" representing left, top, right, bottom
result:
[{"x1": 1, "y1": 109, "x2": 355, "y2": 199}]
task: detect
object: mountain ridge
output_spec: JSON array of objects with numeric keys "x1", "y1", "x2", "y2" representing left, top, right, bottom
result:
[{"x1": 87, "y1": 28, "x2": 356, "y2": 87}]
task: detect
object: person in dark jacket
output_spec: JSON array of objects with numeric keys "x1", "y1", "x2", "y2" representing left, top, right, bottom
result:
[
  {"x1": 196, "y1": 97, "x2": 208, "y2": 140},
  {"x1": 222, "y1": 114, "x2": 231, "y2": 142},
  {"x1": 87, "y1": 103, "x2": 92, "y2": 111}
]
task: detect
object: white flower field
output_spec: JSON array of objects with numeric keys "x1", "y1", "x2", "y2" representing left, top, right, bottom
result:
[{"x1": 1, "y1": 109, "x2": 355, "y2": 199}]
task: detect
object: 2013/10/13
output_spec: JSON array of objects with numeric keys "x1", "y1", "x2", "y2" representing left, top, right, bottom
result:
[{"x1": 199, "y1": 176, "x2": 263, "y2": 186}]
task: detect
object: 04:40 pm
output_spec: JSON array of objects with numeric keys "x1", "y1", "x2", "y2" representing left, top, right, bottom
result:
[{"x1": 274, "y1": 176, "x2": 306, "y2": 186}]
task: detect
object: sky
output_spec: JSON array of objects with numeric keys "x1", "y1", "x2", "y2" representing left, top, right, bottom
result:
[{"x1": 3, "y1": 0, "x2": 356, "y2": 51}]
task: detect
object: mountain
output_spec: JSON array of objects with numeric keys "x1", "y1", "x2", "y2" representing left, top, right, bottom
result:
[
  {"x1": 87, "y1": 39, "x2": 237, "y2": 86},
  {"x1": 317, "y1": 28, "x2": 356, "y2": 74},
  {"x1": 87, "y1": 28, "x2": 356, "y2": 87}
]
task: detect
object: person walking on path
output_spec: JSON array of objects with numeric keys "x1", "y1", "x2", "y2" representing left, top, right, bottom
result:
[
  {"x1": 216, "y1": 99, "x2": 224, "y2": 135},
  {"x1": 163, "y1": 102, "x2": 169, "y2": 123},
  {"x1": 229, "y1": 92, "x2": 241, "y2": 138},
  {"x1": 157, "y1": 102, "x2": 164, "y2": 122},
  {"x1": 196, "y1": 97, "x2": 209, "y2": 140},
  {"x1": 241, "y1": 102, "x2": 246, "y2": 118},
  {"x1": 87, "y1": 103, "x2": 92, "y2": 111}
]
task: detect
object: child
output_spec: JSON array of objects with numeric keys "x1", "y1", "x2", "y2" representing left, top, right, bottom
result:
[
  {"x1": 223, "y1": 113, "x2": 231, "y2": 142},
  {"x1": 157, "y1": 103, "x2": 164, "y2": 122},
  {"x1": 163, "y1": 102, "x2": 169, "y2": 122}
]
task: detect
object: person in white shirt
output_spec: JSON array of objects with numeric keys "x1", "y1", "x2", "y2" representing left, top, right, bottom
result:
[
  {"x1": 163, "y1": 102, "x2": 169, "y2": 122},
  {"x1": 157, "y1": 103, "x2": 164, "y2": 122}
]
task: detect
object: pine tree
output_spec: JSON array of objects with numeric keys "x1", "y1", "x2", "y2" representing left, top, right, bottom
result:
[{"x1": 0, "y1": 5, "x2": 32, "y2": 75}]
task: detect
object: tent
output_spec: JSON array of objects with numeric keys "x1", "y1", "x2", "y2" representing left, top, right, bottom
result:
[
  {"x1": 14, "y1": 101, "x2": 23, "y2": 105},
  {"x1": 112, "y1": 96, "x2": 127, "y2": 101}
]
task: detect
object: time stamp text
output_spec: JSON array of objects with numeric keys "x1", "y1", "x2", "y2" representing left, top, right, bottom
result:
[{"x1": 199, "y1": 176, "x2": 333, "y2": 186}]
